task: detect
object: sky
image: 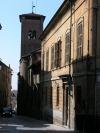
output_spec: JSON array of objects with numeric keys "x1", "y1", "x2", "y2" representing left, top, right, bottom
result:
[{"x1": 0, "y1": 0, "x2": 64, "y2": 90}]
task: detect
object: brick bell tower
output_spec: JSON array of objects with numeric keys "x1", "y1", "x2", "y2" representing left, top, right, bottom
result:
[{"x1": 19, "y1": 12, "x2": 45, "y2": 57}]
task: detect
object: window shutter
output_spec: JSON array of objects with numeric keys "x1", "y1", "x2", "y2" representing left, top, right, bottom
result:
[
  {"x1": 58, "y1": 40, "x2": 62, "y2": 67},
  {"x1": 55, "y1": 43, "x2": 58, "y2": 68},
  {"x1": 51, "y1": 46, "x2": 54, "y2": 69},
  {"x1": 77, "y1": 22, "x2": 83, "y2": 58},
  {"x1": 46, "y1": 50, "x2": 49, "y2": 71},
  {"x1": 66, "y1": 33, "x2": 70, "y2": 63}
]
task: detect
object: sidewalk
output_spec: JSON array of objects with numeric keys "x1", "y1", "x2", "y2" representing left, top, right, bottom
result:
[
  {"x1": 32, "y1": 118, "x2": 79, "y2": 133},
  {"x1": 16, "y1": 116, "x2": 79, "y2": 133}
]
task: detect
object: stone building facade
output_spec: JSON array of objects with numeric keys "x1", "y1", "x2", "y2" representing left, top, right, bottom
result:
[
  {"x1": 17, "y1": 12, "x2": 45, "y2": 116},
  {"x1": 11, "y1": 90, "x2": 17, "y2": 110},
  {"x1": 39, "y1": 0, "x2": 100, "y2": 130}
]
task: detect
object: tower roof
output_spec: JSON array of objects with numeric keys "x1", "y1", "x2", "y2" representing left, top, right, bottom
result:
[{"x1": 19, "y1": 13, "x2": 45, "y2": 22}]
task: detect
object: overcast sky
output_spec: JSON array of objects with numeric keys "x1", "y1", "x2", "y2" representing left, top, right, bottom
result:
[{"x1": 0, "y1": 0, "x2": 64, "y2": 90}]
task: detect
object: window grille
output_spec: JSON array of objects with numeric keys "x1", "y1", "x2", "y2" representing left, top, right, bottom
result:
[{"x1": 56, "y1": 87, "x2": 59, "y2": 106}]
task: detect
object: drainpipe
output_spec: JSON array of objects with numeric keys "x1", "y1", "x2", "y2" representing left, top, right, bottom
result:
[
  {"x1": 87, "y1": 0, "x2": 90, "y2": 116},
  {"x1": 42, "y1": 37, "x2": 45, "y2": 120},
  {"x1": 94, "y1": 3, "x2": 98, "y2": 131},
  {"x1": 68, "y1": 0, "x2": 72, "y2": 129}
]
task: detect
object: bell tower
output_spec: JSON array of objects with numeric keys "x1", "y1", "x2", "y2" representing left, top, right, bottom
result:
[{"x1": 19, "y1": 12, "x2": 45, "y2": 57}]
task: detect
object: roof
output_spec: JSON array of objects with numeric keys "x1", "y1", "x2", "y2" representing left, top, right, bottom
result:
[
  {"x1": 19, "y1": 12, "x2": 45, "y2": 22},
  {"x1": 38, "y1": 0, "x2": 70, "y2": 40}
]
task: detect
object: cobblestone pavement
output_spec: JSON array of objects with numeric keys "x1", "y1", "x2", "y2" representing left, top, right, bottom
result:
[{"x1": 0, "y1": 115, "x2": 79, "y2": 133}]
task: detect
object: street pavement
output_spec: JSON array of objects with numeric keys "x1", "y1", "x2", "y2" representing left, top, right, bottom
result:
[{"x1": 0, "y1": 115, "x2": 79, "y2": 133}]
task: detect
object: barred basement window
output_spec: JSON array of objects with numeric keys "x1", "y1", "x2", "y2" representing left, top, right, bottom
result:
[
  {"x1": 65, "y1": 32, "x2": 70, "y2": 63},
  {"x1": 56, "y1": 87, "x2": 59, "y2": 106},
  {"x1": 77, "y1": 22, "x2": 83, "y2": 58}
]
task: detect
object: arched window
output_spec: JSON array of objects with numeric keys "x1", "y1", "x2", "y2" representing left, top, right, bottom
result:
[
  {"x1": 32, "y1": 30, "x2": 36, "y2": 40},
  {"x1": 28, "y1": 30, "x2": 32, "y2": 39},
  {"x1": 28, "y1": 30, "x2": 36, "y2": 40}
]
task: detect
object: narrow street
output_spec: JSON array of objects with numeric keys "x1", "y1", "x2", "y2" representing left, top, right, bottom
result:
[{"x1": 0, "y1": 115, "x2": 78, "y2": 133}]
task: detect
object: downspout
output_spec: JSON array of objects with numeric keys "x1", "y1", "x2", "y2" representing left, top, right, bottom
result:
[
  {"x1": 42, "y1": 37, "x2": 45, "y2": 120},
  {"x1": 68, "y1": 0, "x2": 72, "y2": 129},
  {"x1": 87, "y1": 0, "x2": 90, "y2": 115},
  {"x1": 94, "y1": 3, "x2": 98, "y2": 131}
]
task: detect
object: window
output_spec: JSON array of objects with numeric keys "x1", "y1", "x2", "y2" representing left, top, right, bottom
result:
[
  {"x1": 76, "y1": 86, "x2": 81, "y2": 107},
  {"x1": 0, "y1": 91, "x2": 2, "y2": 98},
  {"x1": 65, "y1": 32, "x2": 70, "y2": 63},
  {"x1": 56, "y1": 87, "x2": 59, "y2": 106},
  {"x1": 41, "y1": 52, "x2": 44, "y2": 73},
  {"x1": 50, "y1": 87, "x2": 52, "y2": 106},
  {"x1": 2, "y1": 74, "x2": 6, "y2": 82},
  {"x1": 42, "y1": 87, "x2": 43, "y2": 101},
  {"x1": 33, "y1": 30, "x2": 36, "y2": 39},
  {"x1": 51, "y1": 40, "x2": 62, "y2": 69},
  {"x1": 45, "y1": 87, "x2": 47, "y2": 104},
  {"x1": 46, "y1": 49, "x2": 49, "y2": 71},
  {"x1": 55, "y1": 40, "x2": 62, "y2": 68},
  {"x1": 11, "y1": 98, "x2": 13, "y2": 101},
  {"x1": 77, "y1": 22, "x2": 83, "y2": 58},
  {"x1": 51, "y1": 45, "x2": 55, "y2": 69},
  {"x1": 28, "y1": 30, "x2": 36, "y2": 40}
]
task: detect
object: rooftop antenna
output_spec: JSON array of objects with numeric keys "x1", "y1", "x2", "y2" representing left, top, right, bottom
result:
[{"x1": 32, "y1": 1, "x2": 35, "y2": 13}]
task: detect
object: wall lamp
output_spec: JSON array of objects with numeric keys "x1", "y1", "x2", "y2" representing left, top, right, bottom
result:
[
  {"x1": 0, "y1": 24, "x2": 2, "y2": 30},
  {"x1": 0, "y1": 58, "x2": 2, "y2": 70}
]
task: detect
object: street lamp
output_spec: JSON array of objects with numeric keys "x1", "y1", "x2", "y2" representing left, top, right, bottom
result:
[{"x1": 0, "y1": 58, "x2": 2, "y2": 70}]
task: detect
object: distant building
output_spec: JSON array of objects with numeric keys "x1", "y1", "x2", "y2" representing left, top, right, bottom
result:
[
  {"x1": 0, "y1": 61, "x2": 12, "y2": 109},
  {"x1": 11, "y1": 90, "x2": 17, "y2": 110}
]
